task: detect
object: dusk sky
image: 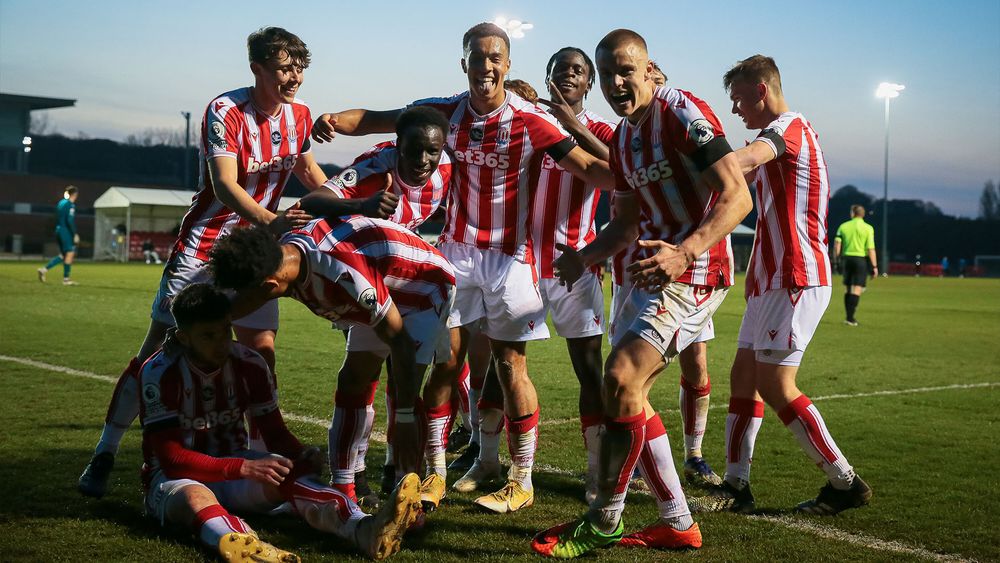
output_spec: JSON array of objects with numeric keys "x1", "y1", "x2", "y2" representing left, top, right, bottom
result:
[{"x1": 2, "y1": 0, "x2": 998, "y2": 217}]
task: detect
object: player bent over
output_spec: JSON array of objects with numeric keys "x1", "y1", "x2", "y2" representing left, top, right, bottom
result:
[
  {"x1": 311, "y1": 107, "x2": 453, "y2": 506},
  {"x1": 140, "y1": 284, "x2": 421, "y2": 561},
  {"x1": 208, "y1": 217, "x2": 455, "y2": 513},
  {"x1": 688, "y1": 55, "x2": 871, "y2": 515},
  {"x1": 79, "y1": 26, "x2": 328, "y2": 498},
  {"x1": 532, "y1": 30, "x2": 751, "y2": 558}
]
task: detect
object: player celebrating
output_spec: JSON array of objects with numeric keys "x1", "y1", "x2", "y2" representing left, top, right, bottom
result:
[
  {"x1": 524, "y1": 47, "x2": 615, "y2": 502},
  {"x1": 618, "y1": 61, "x2": 722, "y2": 487},
  {"x1": 688, "y1": 55, "x2": 871, "y2": 515},
  {"x1": 303, "y1": 106, "x2": 453, "y2": 507},
  {"x1": 78, "y1": 27, "x2": 328, "y2": 499},
  {"x1": 208, "y1": 217, "x2": 455, "y2": 511},
  {"x1": 533, "y1": 30, "x2": 751, "y2": 557},
  {"x1": 311, "y1": 22, "x2": 613, "y2": 514},
  {"x1": 38, "y1": 185, "x2": 80, "y2": 285},
  {"x1": 140, "y1": 283, "x2": 421, "y2": 561}
]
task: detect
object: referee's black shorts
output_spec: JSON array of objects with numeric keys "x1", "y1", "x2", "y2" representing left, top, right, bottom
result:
[{"x1": 842, "y1": 256, "x2": 869, "y2": 287}]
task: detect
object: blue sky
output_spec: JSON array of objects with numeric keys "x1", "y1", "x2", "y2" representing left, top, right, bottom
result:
[{"x1": 2, "y1": 0, "x2": 998, "y2": 217}]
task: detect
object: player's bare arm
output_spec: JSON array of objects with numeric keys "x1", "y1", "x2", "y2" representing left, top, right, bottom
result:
[
  {"x1": 553, "y1": 194, "x2": 640, "y2": 291},
  {"x1": 734, "y1": 140, "x2": 778, "y2": 175},
  {"x1": 311, "y1": 108, "x2": 403, "y2": 142},
  {"x1": 372, "y1": 303, "x2": 422, "y2": 473},
  {"x1": 209, "y1": 156, "x2": 313, "y2": 235},
  {"x1": 555, "y1": 145, "x2": 614, "y2": 189},
  {"x1": 298, "y1": 175, "x2": 400, "y2": 219},
  {"x1": 537, "y1": 83, "x2": 611, "y2": 163},
  {"x1": 628, "y1": 152, "x2": 752, "y2": 289},
  {"x1": 291, "y1": 151, "x2": 328, "y2": 190}
]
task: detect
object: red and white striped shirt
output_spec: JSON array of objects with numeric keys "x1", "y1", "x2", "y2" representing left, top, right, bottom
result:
[
  {"x1": 323, "y1": 141, "x2": 452, "y2": 232},
  {"x1": 173, "y1": 87, "x2": 313, "y2": 261},
  {"x1": 282, "y1": 216, "x2": 455, "y2": 329},
  {"x1": 140, "y1": 343, "x2": 279, "y2": 467},
  {"x1": 611, "y1": 86, "x2": 734, "y2": 287},
  {"x1": 530, "y1": 110, "x2": 616, "y2": 278},
  {"x1": 745, "y1": 112, "x2": 832, "y2": 296},
  {"x1": 413, "y1": 91, "x2": 571, "y2": 260}
]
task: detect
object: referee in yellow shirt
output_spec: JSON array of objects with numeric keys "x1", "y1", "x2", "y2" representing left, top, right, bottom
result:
[{"x1": 833, "y1": 205, "x2": 878, "y2": 326}]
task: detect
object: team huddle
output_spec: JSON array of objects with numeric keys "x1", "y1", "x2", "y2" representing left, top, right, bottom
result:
[{"x1": 74, "y1": 23, "x2": 871, "y2": 561}]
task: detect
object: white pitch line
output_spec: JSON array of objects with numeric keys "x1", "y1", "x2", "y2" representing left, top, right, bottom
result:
[
  {"x1": 747, "y1": 515, "x2": 976, "y2": 563},
  {"x1": 540, "y1": 381, "x2": 1000, "y2": 427},
  {"x1": 0, "y1": 353, "x2": 985, "y2": 562}
]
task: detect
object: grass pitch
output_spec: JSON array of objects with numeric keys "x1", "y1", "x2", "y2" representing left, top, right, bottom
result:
[{"x1": 0, "y1": 262, "x2": 998, "y2": 562}]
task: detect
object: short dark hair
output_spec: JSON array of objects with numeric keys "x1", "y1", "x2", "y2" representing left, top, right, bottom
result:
[
  {"x1": 247, "y1": 27, "x2": 311, "y2": 68},
  {"x1": 395, "y1": 106, "x2": 450, "y2": 138},
  {"x1": 504, "y1": 79, "x2": 538, "y2": 103},
  {"x1": 545, "y1": 47, "x2": 596, "y2": 91},
  {"x1": 209, "y1": 227, "x2": 283, "y2": 291},
  {"x1": 596, "y1": 29, "x2": 647, "y2": 56},
  {"x1": 171, "y1": 283, "x2": 231, "y2": 329},
  {"x1": 65, "y1": 185, "x2": 78, "y2": 196},
  {"x1": 724, "y1": 54, "x2": 782, "y2": 94},
  {"x1": 851, "y1": 204, "x2": 866, "y2": 217},
  {"x1": 462, "y1": 22, "x2": 510, "y2": 54}
]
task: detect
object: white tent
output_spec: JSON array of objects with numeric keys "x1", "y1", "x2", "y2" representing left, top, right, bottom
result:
[{"x1": 92, "y1": 186, "x2": 298, "y2": 262}]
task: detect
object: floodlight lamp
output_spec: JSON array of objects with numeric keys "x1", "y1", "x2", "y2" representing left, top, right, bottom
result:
[
  {"x1": 493, "y1": 16, "x2": 533, "y2": 39},
  {"x1": 22, "y1": 136, "x2": 32, "y2": 146},
  {"x1": 876, "y1": 82, "x2": 905, "y2": 99}
]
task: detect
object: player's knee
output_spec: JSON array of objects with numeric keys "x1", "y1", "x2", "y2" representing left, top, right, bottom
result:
[{"x1": 602, "y1": 360, "x2": 641, "y2": 401}]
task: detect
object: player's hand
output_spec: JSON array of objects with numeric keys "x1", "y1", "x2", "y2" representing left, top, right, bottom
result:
[
  {"x1": 297, "y1": 446, "x2": 325, "y2": 475},
  {"x1": 240, "y1": 455, "x2": 294, "y2": 486},
  {"x1": 627, "y1": 240, "x2": 693, "y2": 291},
  {"x1": 312, "y1": 113, "x2": 338, "y2": 143},
  {"x1": 391, "y1": 418, "x2": 423, "y2": 476},
  {"x1": 361, "y1": 176, "x2": 399, "y2": 219},
  {"x1": 73, "y1": 233, "x2": 80, "y2": 245},
  {"x1": 537, "y1": 82, "x2": 578, "y2": 129},
  {"x1": 871, "y1": 266, "x2": 879, "y2": 279},
  {"x1": 268, "y1": 202, "x2": 314, "y2": 235},
  {"x1": 553, "y1": 243, "x2": 585, "y2": 292}
]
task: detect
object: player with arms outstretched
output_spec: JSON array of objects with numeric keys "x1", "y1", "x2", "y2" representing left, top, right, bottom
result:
[
  {"x1": 534, "y1": 30, "x2": 751, "y2": 557},
  {"x1": 311, "y1": 22, "x2": 613, "y2": 514},
  {"x1": 78, "y1": 27, "x2": 328, "y2": 499},
  {"x1": 688, "y1": 54, "x2": 871, "y2": 515},
  {"x1": 140, "y1": 284, "x2": 421, "y2": 561}
]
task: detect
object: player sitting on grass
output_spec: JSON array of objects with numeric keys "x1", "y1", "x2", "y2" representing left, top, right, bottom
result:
[
  {"x1": 139, "y1": 283, "x2": 422, "y2": 561},
  {"x1": 208, "y1": 218, "x2": 455, "y2": 515}
]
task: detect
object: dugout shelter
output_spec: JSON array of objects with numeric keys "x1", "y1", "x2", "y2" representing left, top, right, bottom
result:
[{"x1": 92, "y1": 186, "x2": 297, "y2": 262}]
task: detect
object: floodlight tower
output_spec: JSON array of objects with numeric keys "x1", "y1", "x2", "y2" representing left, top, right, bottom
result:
[{"x1": 875, "y1": 82, "x2": 904, "y2": 275}]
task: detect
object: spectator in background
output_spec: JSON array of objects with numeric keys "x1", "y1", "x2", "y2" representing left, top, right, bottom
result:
[
  {"x1": 958, "y1": 258, "x2": 967, "y2": 277},
  {"x1": 940, "y1": 256, "x2": 949, "y2": 277},
  {"x1": 38, "y1": 185, "x2": 79, "y2": 286},
  {"x1": 142, "y1": 238, "x2": 162, "y2": 265}
]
